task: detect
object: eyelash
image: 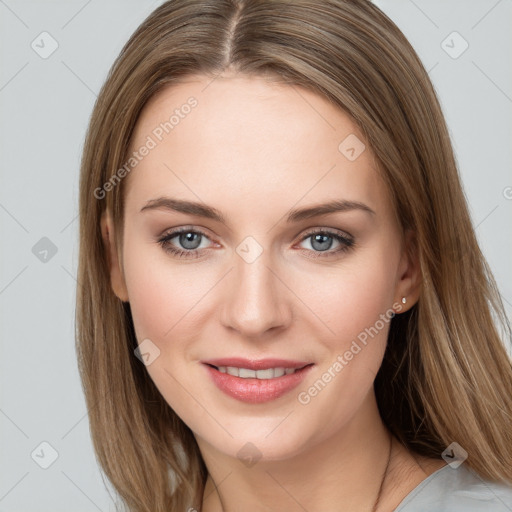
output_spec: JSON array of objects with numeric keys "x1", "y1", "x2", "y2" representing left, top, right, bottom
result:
[{"x1": 157, "y1": 227, "x2": 355, "y2": 260}]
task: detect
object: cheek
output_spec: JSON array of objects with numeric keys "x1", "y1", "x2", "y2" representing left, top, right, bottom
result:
[
  {"x1": 315, "y1": 247, "x2": 398, "y2": 348},
  {"x1": 121, "y1": 244, "x2": 212, "y2": 417},
  {"x1": 292, "y1": 245, "x2": 398, "y2": 429},
  {"x1": 122, "y1": 240, "x2": 209, "y2": 342}
]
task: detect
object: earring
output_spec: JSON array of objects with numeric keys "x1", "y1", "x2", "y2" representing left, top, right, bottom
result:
[{"x1": 401, "y1": 297, "x2": 407, "y2": 304}]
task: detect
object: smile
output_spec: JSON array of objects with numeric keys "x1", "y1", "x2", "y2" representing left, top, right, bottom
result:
[
  {"x1": 202, "y1": 361, "x2": 314, "y2": 403},
  {"x1": 215, "y1": 366, "x2": 299, "y2": 379}
]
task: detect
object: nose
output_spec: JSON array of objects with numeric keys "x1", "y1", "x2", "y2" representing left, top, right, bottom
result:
[{"x1": 220, "y1": 249, "x2": 293, "y2": 339}]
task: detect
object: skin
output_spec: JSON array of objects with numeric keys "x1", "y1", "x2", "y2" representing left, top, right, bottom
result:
[{"x1": 102, "y1": 73, "x2": 445, "y2": 511}]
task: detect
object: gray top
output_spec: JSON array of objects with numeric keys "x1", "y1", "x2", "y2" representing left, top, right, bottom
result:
[{"x1": 396, "y1": 463, "x2": 512, "y2": 511}]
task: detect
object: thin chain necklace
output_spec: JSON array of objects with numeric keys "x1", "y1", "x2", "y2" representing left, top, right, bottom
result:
[
  {"x1": 371, "y1": 432, "x2": 393, "y2": 512},
  {"x1": 214, "y1": 432, "x2": 394, "y2": 512}
]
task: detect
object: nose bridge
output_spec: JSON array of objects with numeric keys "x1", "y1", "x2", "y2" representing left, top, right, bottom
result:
[{"x1": 221, "y1": 238, "x2": 291, "y2": 337}]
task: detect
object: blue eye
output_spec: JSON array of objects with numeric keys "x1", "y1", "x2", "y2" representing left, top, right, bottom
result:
[
  {"x1": 157, "y1": 228, "x2": 354, "y2": 259},
  {"x1": 158, "y1": 227, "x2": 210, "y2": 259},
  {"x1": 297, "y1": 229, "x2": 354, "y2": 258}
]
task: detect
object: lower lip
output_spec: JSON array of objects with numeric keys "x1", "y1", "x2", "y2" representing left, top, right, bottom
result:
[{"x1": 203, "y1": 364, "x2": 313, "y2": 403}]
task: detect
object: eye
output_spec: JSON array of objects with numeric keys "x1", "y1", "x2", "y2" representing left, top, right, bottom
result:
[
  {"x1": 157, "y1": 227, "x2": 213, "y2": 259},
  {"x1": 297, "y1": 229, "x2": 354, "y2": 258}
]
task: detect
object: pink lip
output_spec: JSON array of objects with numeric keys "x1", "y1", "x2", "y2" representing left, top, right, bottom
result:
[{"x1": 202, "y1": 359, "x2": 314, "y2": 404}]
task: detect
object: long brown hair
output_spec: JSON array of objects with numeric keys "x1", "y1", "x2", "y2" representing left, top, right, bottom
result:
[{"x1": 76, "y1": 1, "x2": 512, "y2": 510}]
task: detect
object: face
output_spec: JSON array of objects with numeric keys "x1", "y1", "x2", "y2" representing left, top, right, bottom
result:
[{"x1": 103, "y1": 73, "x2": 417, "y2": 463}]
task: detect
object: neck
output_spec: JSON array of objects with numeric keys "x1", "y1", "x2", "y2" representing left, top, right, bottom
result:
[{"x1": 198, "y1": 391, "x2": 396, "y2": 512}]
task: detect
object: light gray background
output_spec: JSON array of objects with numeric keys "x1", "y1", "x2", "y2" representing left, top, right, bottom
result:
[{"x1": 0, "y1": 1, "x2": 511, "y2": 510}]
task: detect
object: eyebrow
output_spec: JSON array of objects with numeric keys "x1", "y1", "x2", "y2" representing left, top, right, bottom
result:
[{"x1": 140, "y1": 197, "x2": 375, "y2": 223}]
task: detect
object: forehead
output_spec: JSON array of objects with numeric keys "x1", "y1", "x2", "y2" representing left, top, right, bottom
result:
[{"x1": 124, "y1": 74, "x2": 389, "y2": 219}]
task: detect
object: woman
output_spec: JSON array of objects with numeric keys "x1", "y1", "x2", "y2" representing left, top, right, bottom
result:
[{"x1": 76, "y1": 1, "x2": 512, "y2": 510}]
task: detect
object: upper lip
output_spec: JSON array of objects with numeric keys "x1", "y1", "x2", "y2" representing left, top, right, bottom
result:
[{"x1": 202, "y1": 358, "x2": 312, "y2": 371}]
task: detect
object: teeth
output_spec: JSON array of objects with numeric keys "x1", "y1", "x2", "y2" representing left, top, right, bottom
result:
[
  {"x1": 239, "y1": 368, "x2": 256, "y2": 378},
  {"x1": 226, "y1": 366, "x2": 239, "y2": 377},
  {"x1": 217, "y1": 366, "x2": 298, "y2": 379},
  {"x1": 273, "y1": 367, "x2": 285, "y2": 378}
]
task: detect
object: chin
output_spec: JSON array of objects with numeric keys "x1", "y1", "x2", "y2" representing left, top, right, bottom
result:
[{"x1": 197, "y1": 416, "x2": 320, "y2": 465}]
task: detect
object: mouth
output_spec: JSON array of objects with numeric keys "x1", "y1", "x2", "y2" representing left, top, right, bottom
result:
[
  {"x1": 205, "y1": 364, "x2": 310, "y2": 379},
  {"x1": 202, "y1": 359, "x2": 314, "y2": 403}
]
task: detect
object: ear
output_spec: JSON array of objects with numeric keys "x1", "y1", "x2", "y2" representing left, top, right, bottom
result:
[
  {"x1": 394, "y1": 229, "x2": 421, "y2": 313},
  {"x1": 100, "y1": 210, "x2": 129, "y2": 302}
]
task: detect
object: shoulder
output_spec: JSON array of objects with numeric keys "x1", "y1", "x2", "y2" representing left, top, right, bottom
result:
[{"x1": 395, "y1": 463, "x2": 512, "y2": 512}]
